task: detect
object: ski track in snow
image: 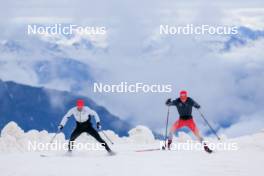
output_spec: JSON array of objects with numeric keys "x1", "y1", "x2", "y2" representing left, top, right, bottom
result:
[
  {"x1": 0, "y1": 122, "x2": 264, "y2": 176},
  {"x1": 0, "y1": 144, "x2": 263, "y2": 176}
]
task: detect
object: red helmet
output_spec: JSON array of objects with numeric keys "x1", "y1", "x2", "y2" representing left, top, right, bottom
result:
[
  {"x1": 180, "y1": 90, "x2": 188, "y2": 97},
  {"x1": 76, "y1": 99, "x2": 85, "y2": 108}
]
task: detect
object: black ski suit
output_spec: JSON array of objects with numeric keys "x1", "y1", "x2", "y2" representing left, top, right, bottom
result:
[
  {"x1": 167, "y1": 97, "x2": 201, "y2": 120},
  {"x1": 68, "y1": 120, "x2": 111, "y2": 151}
]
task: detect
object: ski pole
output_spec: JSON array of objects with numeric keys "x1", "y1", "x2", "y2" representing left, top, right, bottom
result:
[
  {"x1": 101, "y1": 131, "x2": 114, "y2": 145},
  {"x1": 49, "y1": 129, "x2": 60, "y2": 143},
  {"x1": 162, "y1": 106, "x2": 170, "y2": 149},
  {"x1": 197, "y1": 109, "x2": 221, "y2": 140}
]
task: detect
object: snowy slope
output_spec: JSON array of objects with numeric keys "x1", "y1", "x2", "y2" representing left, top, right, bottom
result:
[{"x1": 0, "y1": 122, "x2": 263, "y2": 176}]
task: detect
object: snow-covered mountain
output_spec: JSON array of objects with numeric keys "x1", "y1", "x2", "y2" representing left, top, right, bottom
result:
[
  {"x1": 0, "y1": 28, "x2": 108, "y2": 93},
  {"x1": 33, "y1": 58, "x2": 95, "y2": 91},
  {"x1": 1, "y1": 26, "x2": 263, "y2": 92},
  {"x1": 202, "y1": 26, "x2": 264, "y2": 52},
  {"x1": 0, "y1": 27, "x2": 108, "y2": 54},
  {"x1": 223, "y1": 26, "x2": 264, "y2": 51},
  {"x1": 0, "y1": 80, "x2": 131, "y2": 137},
  {"x1": 0, "y1": 40, "x2": 26, "y2": 53}
]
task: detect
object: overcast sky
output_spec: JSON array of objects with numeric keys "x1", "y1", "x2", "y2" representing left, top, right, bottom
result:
[{"x1": 1, "y1": 0, "x2": 264, "y2": 137}]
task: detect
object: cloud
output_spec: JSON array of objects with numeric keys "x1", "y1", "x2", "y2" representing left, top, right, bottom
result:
[
  {"x1": 0, "y1": 1, "x2": 264, "y2": 137},
  {"x1": 219, "y1": 112, "x2": 264, "y2": 137}
]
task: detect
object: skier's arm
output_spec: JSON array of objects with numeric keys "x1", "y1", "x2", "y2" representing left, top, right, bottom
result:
[
  {"x1": 166, "y1": 98, "x2": 176, "y2": 106},
  {"x1": 190, "y1": 98, "x2": 201, "y2": 109},
  {"x1": 89, "y1": 109, "x2": 101, "y2": 129},
  {"x1": 59, "y1": 108, "x2": 74, "y2": 127},
  {"x1": 90, "y1": 109, "x2": 100, "y2": 123}
]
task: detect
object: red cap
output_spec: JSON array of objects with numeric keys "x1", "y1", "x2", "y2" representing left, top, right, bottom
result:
[
  {"x1": 76, "y1": 99, "x2": 85, "y2": 108},
  {"x1": 180, "y1": 90, "x2": 188, "y2": 97}
]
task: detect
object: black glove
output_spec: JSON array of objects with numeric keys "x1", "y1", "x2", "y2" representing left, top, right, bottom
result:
[
  {"x1": 165, "y1": 98, "x2": 172, "y2": 106},
  {"x1": 58, "y1": 125, "x2": 63, "y2": 130},
  {"x1": 96, "y1": 122, "x2": 101, "y2": 130}
]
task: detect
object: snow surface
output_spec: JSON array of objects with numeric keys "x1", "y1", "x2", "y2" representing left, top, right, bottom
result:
[{"x1": 0, "y1": 121, "x2": 264, "y2": 176}]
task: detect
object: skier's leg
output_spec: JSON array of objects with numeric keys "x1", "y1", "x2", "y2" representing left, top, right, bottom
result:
[
  {"x1": 85, "y1": 126, "x2": 112, "y2": 152},
  {"x1": 192, "y1": 127, "x2": 203, "y2": 142},
  {"x1": 188, "y1": 119, "x2": 212, "y2": 153},
  {"x1": 68, "y1": 128, "x2": 82, "y2": 151},
  {"x1": 167, "y1": 120, "x2": 182, "y2": 149},
  {"x1": 187, "y1": 119, "x2": 203, "y2": 142}
]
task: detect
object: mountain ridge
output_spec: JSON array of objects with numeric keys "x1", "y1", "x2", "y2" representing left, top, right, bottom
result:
[{"x1": 0, "y1": 79, "x2": 131, "y2": 138}]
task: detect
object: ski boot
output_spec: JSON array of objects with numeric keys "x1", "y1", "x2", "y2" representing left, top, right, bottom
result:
[
  {"x1": 167, "y1": 139, "x2": 172, "y2": 150},
  {"x1": 103, "y1": 142, "x2": 116, "y2": 156},
  {"x1": 203, "y1": 143, "x2": 213, "y2": 153}
]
